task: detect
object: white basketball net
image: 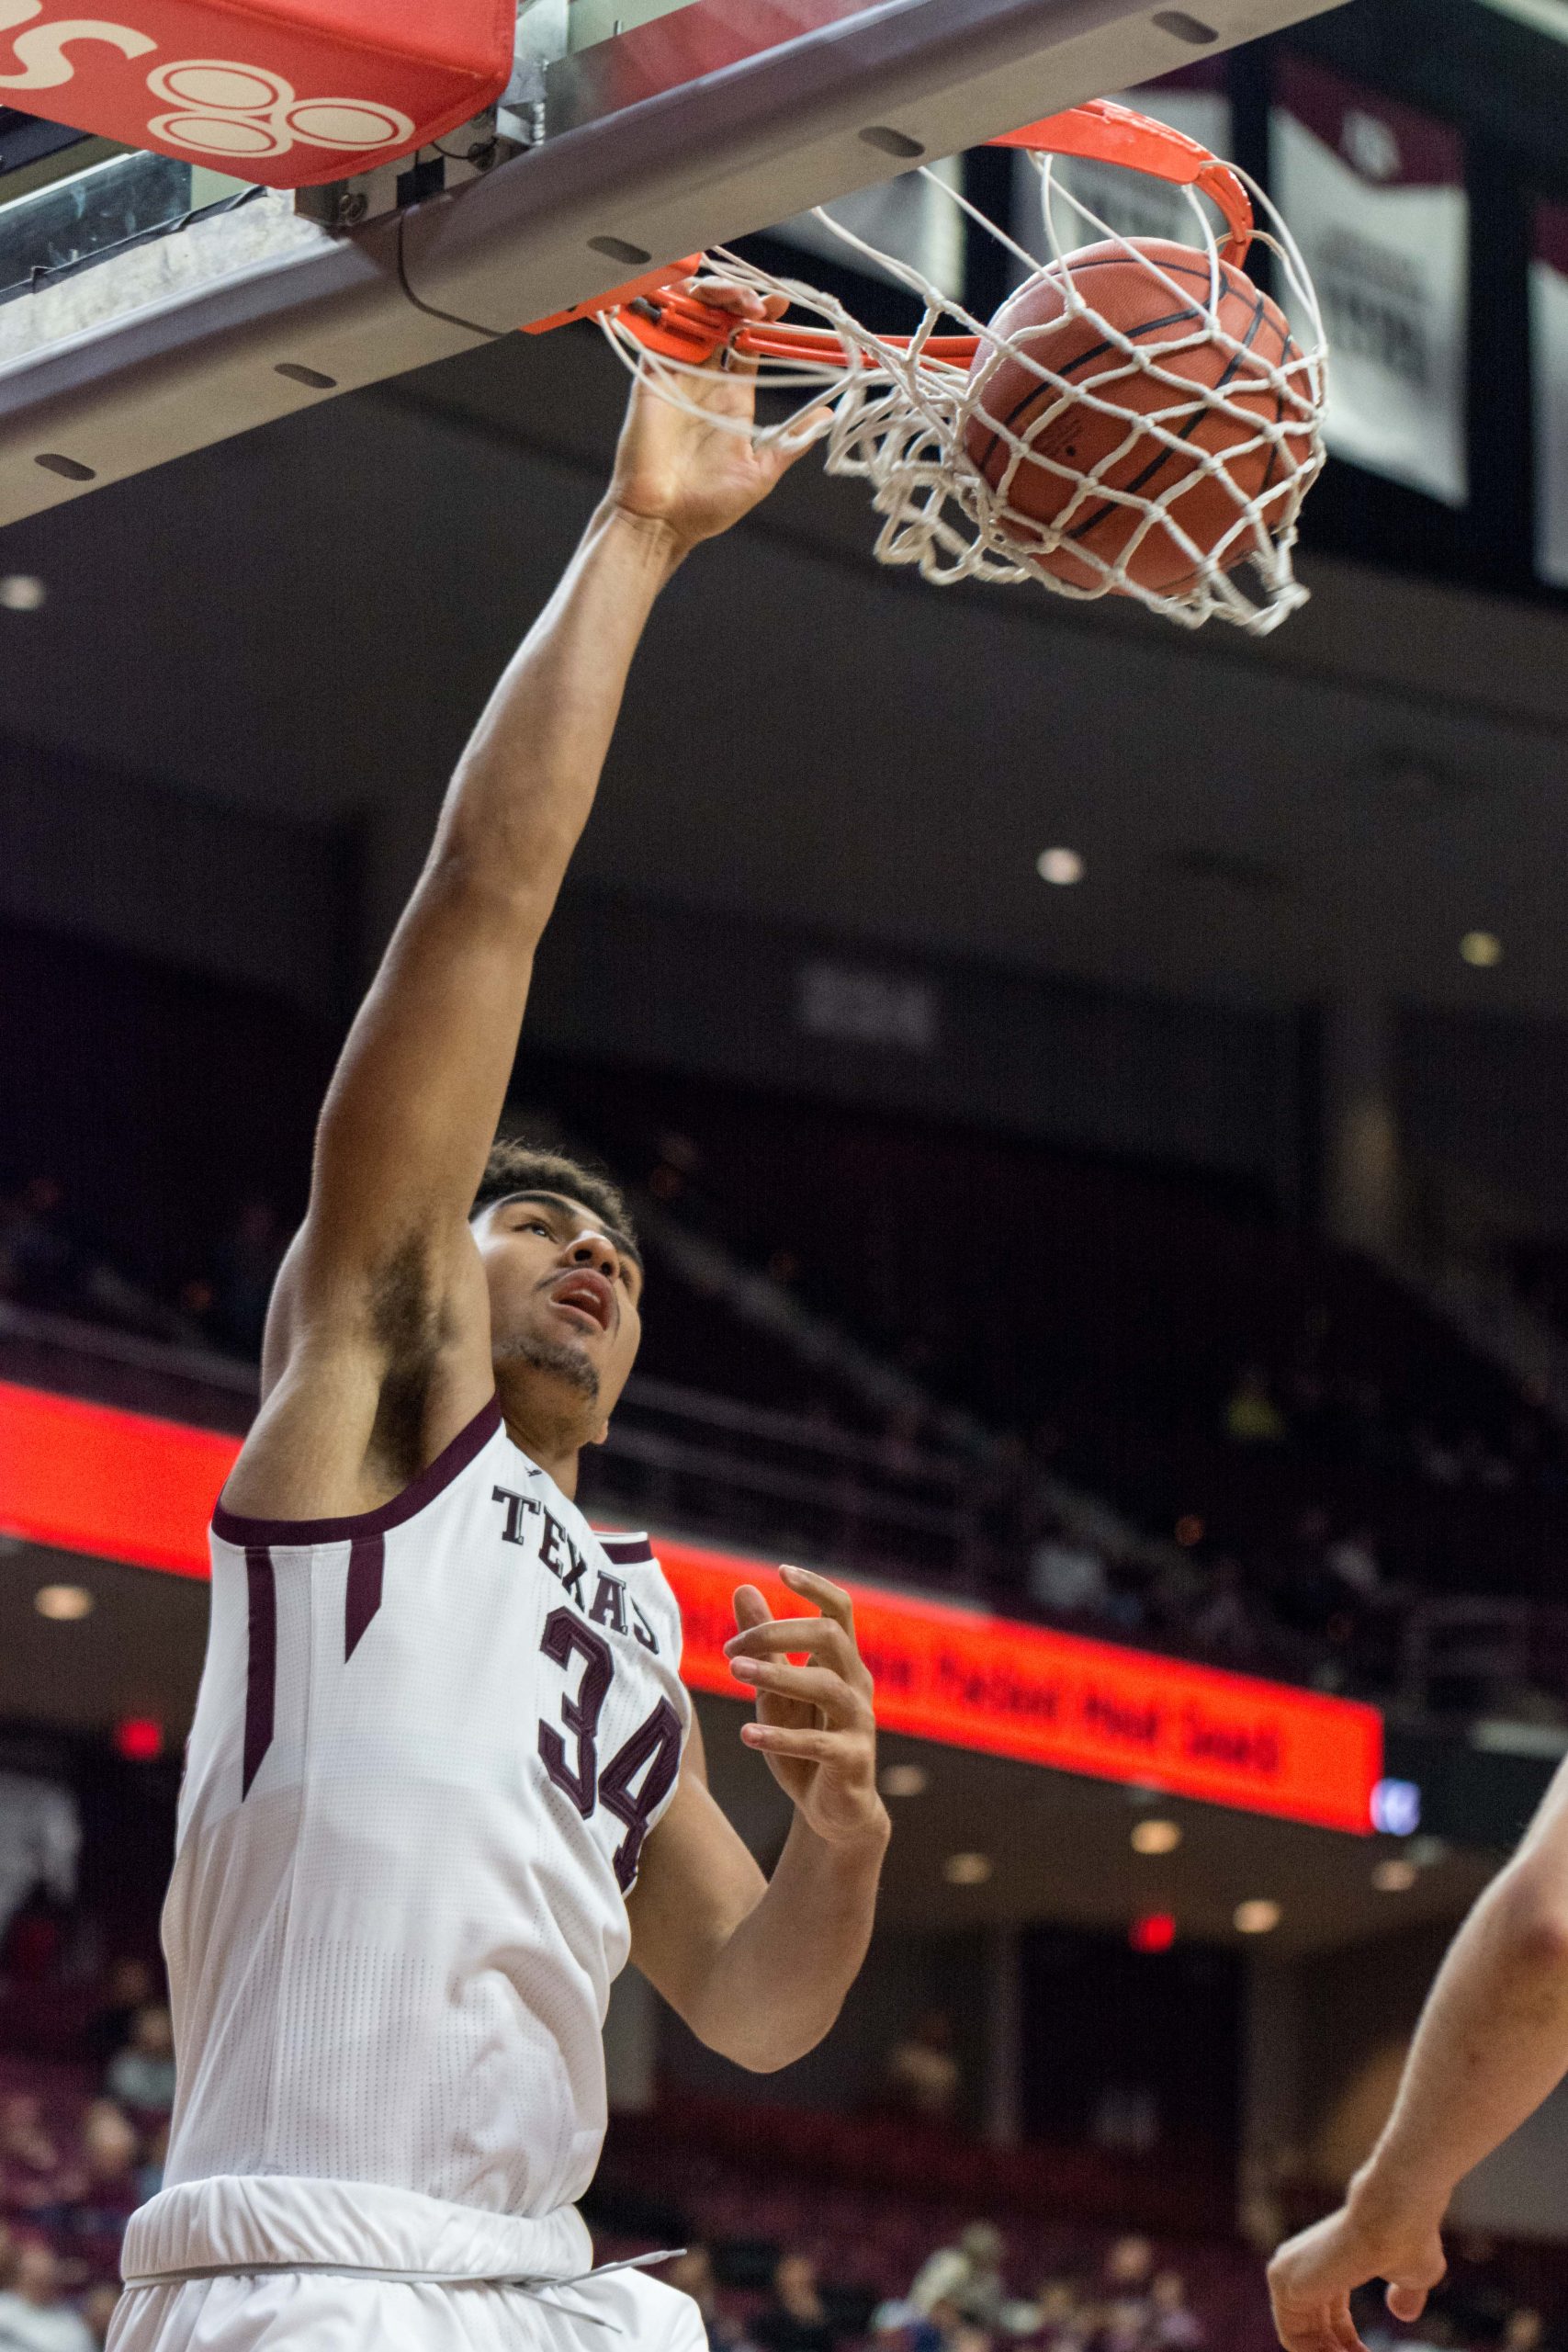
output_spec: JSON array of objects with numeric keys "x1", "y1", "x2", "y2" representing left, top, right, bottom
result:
[{"x1": 594, "y1": 133, "x2": 1328, "y2": 635}]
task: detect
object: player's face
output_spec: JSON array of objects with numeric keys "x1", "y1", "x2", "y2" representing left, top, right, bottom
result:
[{"x1": 473, "y1": 1191, "x2": 644, "y2": 1434}]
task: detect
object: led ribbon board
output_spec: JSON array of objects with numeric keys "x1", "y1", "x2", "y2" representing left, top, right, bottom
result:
[
  {"x1": 662, "y1": 1541, "x2": 1381, "y2": 1833},
  {"x1": 0, "y1": 1378, "x2": 1382, "y2": 1830}
]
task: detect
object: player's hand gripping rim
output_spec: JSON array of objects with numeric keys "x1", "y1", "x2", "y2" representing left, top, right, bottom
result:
[
  {"x1": 724, "y1": 1564, "x2": 888, "y2": 1850},
  {"x1": 604, "y1": 277, "x2": 831, "y2": 559}
]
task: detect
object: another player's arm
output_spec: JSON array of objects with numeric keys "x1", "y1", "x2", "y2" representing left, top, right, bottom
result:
[
  {"x1": 1269, "y1": 1753, "x2": 1568, "y2": 2352},
  {"x1": 238, "y1": 286, "x2": 803, "y2": 1505},
  {"x1": 627, "y1": 1566, "x2": 889, "y2": 2072}
]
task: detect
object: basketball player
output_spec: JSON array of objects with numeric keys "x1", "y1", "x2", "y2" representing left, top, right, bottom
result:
[
  {"x1": 109, "y1": 285, "x2": 888, "y2": 2352},
  {"x1": 1268, "y1": 1758, "x2": 1568, "y2": 2352}
]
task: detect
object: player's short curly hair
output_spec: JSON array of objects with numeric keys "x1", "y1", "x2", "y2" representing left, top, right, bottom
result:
[{"x1": 469, "y1": 1136, "x2": 640, "y2": 1265}]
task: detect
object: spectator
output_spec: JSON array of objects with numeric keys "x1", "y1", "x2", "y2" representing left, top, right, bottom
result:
[
  {"x1": 1504, "y1": 2316, "x2": 1549, "y2": 2352},
  {"x1": 209, "y1": 1198, "x2": 287, "y2": 1359},
  {"x1": 1268, "y1": 1510, "x2": 1351, "y2": 1643},
  {"x1": 0, "y1": 1181, "x2": 78, "y2": 1315},
  {"x1": 752, "y1": 2256, "x2": 842, "y2": 2352},
  {"x1": 1027, "y1": 1533, "x2": 1111, "y2": 1621},
  {"x1": 869, "y1": 2304, "x2": 945, "y2": 2352},
  {"x1": 1325, "y1": 1528, "x2": 1384, "y2": 1603},
  {"x1": 135, "y1": 2121, "x2": 167, "y2": 2208},
  {"x1": 665, "y1": 2250, "x2": 751, "y2": 2352},
  {"x1": 83, "y1": 1962, "x2": 154, "y2": 2072},
  {"x1": 77, "y1": 2290, "x2": 117, "y2": 2352},
  {"x1": 910, "y1": 2225, "x2": 1008, "y2": 2330},
  {"x1": 942, "y1": 2318, "x2": 993, "y2": 2352},
  {"x1": 1032, "y1": 2282, "x2": 1088, "y2": 2352},
  {"x1": 1414, "y1": 1426, "x2": 1463, "y2": 1487},
  {"x1": 1224, "y1": 1367, "x2": 1286, "y2": 1446},
  {"x1": 105, "y1": 2006, "x2": 175, "y2": 2120},
  {"x1": 878, "y1": 1403, "x2": 931, "y2": 1482},
  {"x1": 1094, "y1": 2301, "x2": 1147, "y2": 2352},
  {"x1": 0, "y1": 2100, "x2": 63, "y2": 2220},
  {"x1": 0, "y1": 2238, "x2": 95, "y2": 2352},
  {"x1": 1089, "y1": 2084, "x2": 1158, "y2": 2155},
  {"x1": 57, "y1": 2103, "x2": 141, "y2": 2284},
  {"x1": 881, "y1": 2009, "x2": 963, "y2": 2122},
  {"x1": 1100, "y1": 2242, "x2": 1153, "y2": 2299},
  {"x1": 1188, "y1": 1560, "x2": 1257, "y2": 1663},
  {"x1": 1147, "y1": 2273, "x2": 1202, "y2": 2350}
]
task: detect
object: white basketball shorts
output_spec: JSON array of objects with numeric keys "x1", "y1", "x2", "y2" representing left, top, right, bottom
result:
[{"x1": 107, "y1": 2259, "x2": 707, "y2": 2352}]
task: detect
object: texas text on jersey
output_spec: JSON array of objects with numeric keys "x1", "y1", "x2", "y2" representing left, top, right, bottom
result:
[{"x1": 120, "y1": 1393, "x2": 690, "y2": 2292}]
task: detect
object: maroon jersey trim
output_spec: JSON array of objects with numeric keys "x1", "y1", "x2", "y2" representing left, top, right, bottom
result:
[
  {"x1": 242, "y1": 1548, "x2": 276, "y2": 1798},
  {"x1": 344, "y1": 1531, "x2": 387, "y2": 1660},
  {"x1": 213, "y1": 1395, "x2": 503, "y2": 1548},
  {"x1": 596, "y1": 1532, "x2": 654, "y2": 1565}
]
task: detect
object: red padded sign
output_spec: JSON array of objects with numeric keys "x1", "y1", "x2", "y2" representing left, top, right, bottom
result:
[
  {"x1": 0, "y1": 0, "x2": 514, "y2": 187},
  {"x1": 0, "y1": 1379, "x2": 1383, "y2": 1832}
]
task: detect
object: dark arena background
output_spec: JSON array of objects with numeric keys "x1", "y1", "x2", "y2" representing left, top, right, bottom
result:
[{"x1": 13, "y1": 0, "x2": 1568, "y2": 2345}]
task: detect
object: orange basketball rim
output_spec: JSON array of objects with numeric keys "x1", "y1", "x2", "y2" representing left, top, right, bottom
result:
[{"x1": 523, "y1": 100, "x2": 1258, "y2": 368}]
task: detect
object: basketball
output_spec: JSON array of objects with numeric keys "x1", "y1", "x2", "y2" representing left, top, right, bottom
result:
[{"x1": 961, "y1": 238, "x2": 1314, "y2": 595}]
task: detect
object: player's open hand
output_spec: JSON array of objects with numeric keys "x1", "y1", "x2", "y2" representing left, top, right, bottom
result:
[
  {"x1": 1268, "y1": 2193, "x2": 1448, "y2": 2352},
  {"x1": 725, "y1": 1566, "x2": 888, "y2": 1850},
  {"x1": 604, "y1": 278, "x2": 827, "y2": 556}
]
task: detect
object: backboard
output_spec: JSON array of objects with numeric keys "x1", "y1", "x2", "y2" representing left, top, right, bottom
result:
[{"x1": 0, "y1": 0, "x2": 1347, "y2": 527}]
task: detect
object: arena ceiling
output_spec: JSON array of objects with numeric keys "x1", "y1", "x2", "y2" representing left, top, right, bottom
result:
[{"x1": 0, "y1": 321, "x2": 1565, "y2": 1026}]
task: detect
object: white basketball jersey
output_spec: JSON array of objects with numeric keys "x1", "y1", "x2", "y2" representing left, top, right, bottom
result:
[{"x1": 157, "y1": 1396, "x2": 689, "y2": 2231}]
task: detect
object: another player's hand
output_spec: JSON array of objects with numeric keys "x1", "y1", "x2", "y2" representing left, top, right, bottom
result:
[
  {"x1": 1268, "y1": 2186, "x2": 1448, "y2": 2352},
  {"x1": 725, "y1": 1566, "x2": 888, "y2": 1849},
  {"x1": 603, "y1": 278, "x2": 825, "y2": 557}
]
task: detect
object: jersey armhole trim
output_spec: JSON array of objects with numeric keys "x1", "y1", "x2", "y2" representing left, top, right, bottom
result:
[
  {"x1": 212, "y1": 1395, "x2": 504, "y2": 1548},
  {"x1": 594, "y1": 1532, "x2": 655, "y2": 1566}
]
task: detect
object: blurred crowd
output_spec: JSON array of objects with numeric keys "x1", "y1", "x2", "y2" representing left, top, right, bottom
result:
[
  {"x1": 667, "y1": 2229, "x2": 1208, "y2": 2352},
  {"x1": 0, "y1": 1174, "x2": 285, "y2": 1359},
  {"x1": 0, "y1": 1963, "x2": 172, "y2": 2350},
  {"x1": 969, "y1": 1346, "x2": 1568, "y2": 1710},
  {"x1": 1214, "y1": 1359, "x2": 1566, "y2": 1500},
  {"x1": 1012, "y1": 1481, "x2": 1404, "y2": 1699},
  {"x1": 3, "y1": 1959, "x2": 1567, "y2": 2352},
  {"x1": 665, "y1": 2222, "x2": 1568, "y2": 2352}
]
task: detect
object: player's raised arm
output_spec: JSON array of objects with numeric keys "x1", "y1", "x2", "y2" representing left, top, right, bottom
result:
[
  {"x1": 242, "y1": 289, "x2": 807, "y2": 1496},
  {"x1": 1268, "y1": 1754, "x2": 1568, "y2": 2352}
]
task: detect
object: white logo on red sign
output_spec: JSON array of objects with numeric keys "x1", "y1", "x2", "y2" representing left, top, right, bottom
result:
[
  {"x1": 146, "y1": 61, "x2": 412, "y2": 159},
  {"x1": 0, "y1": 0, "x2": 414, "y2": 158},
  {"x1": 0, "y1": 0, "x2": 152, "y2": 86}
]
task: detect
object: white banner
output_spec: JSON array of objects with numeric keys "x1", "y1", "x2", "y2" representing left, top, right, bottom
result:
[
  {"x1": 771, "y1": 158, "x2": 964, "y2": 300},
  {"x1": 1018, "y1": 67, "x2": 1234, "y2": 262},
  {"x1": 1531, "y1": 201, "x2": 1568, "y2": 584},
  {"x1": 1270, "y1": 59, "x2": 1469, "y2": 506}
]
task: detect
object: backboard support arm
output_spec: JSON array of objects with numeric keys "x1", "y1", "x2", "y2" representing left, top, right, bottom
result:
[{"x1": 0, "y1": 0, "x2": 1346, "y2": 526}]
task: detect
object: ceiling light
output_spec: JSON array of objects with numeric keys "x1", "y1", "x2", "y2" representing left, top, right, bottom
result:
[
  {"x1": 1372, "y1": 1859, "x2": 1418, "y2": 1893},
  {"x1": 1461, "y1": 931, "x2": 1502, "y2": 967},
  {"x1": 1036, "y1": 847, "x2": 1085, "y2": 887},
  {"x1": 0, "y1": 573, "x2": 46, "y2": 611},
  {"x1": 35, "y1": 1583, "x2": 93, "y2": 1621},
  {"x1": 1234, "y1": 1898, "x2": 1281, "y2": 1935},
  {"x1": 943, "y1": 1850, "x2": 993, "y2": 1885},
  {"x1": 880, "y1": 1763, "x2": 928, "y2": 1798},
  {"x1": 1131, "y1": 1818, "x2": 1181, "y2": 1856}
]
